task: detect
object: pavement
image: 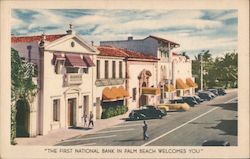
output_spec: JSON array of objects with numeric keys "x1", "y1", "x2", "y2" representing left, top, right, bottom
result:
[
  {"x1": 15, "y1": 110, "x2": 131, "y2": 146},
  {"x1": 56, "y1": 89, "x2": 237, "y2": 146}
]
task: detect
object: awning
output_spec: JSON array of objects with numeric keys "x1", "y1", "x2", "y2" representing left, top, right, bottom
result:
[
  {"x1": 186, "y1": 78, "x2": 198, "y2": 88},
  {"x1": 52, "y1": 53, "x2": 65, "y2": 65},
  {"x1": 111, "y1": 87, "x2": 124, "y2": 99},
  {"x1": 65, "y1": 54, "x2": 87, "y2": 67},
  {"x1": 119, "y1": 86, "x2": 129, "y2": 97},
  {"x1": 83, "y1": 55, "x2": 95, "y2": 67},
  {"x1": 102, "y1": 87, "x2": 117, "y2": 101},
  {"x1": 142, "y1": 87, "x2": 160, "y2": 95},
  {"x1": 164, "y1": 84, "x2": 176, "y2": 92},
  {"x1": 176, "y1": 79, "x2": 189, "y2": 89}
]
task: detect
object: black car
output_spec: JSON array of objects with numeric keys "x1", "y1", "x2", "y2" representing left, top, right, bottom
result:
[
  {"x1": 182, "y1": 96, "x2": 199, "y2": 106},
  {"x1": 198, "y1": 92, "x2": 213, "y2": 101},
  {"x1": 202, "y1": 140, "x2": 230, "y2": 146},
  {"x1": 216, "y1": 88, "x2": 227, "y2": 95},
  {"x1": 193, "y1": 95, "x2": 205, "y2": 103},
  {"x1": 170, "y1": 99, "x2": 185, "y2": 104},
  {"x1": 129, "y1": 105, "x2": 166, "y2": 120},
  {"x1": 207, "y1": 89, "x2": 219, "y2": 96}
]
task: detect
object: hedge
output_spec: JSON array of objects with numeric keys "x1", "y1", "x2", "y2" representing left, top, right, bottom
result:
[{"x1": 101, "y1": 105, "x2": 128, "y2": 119}]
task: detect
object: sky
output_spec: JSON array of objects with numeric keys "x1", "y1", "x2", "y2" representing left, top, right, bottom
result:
[{"x1": 11, "y1": 9, "x2": 237, "y2": 59}]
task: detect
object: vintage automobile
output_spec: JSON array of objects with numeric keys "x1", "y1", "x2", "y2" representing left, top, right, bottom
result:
[
  {"x1": 128, "y1": 105, "x2": 166, "y2": 120},
  {"x1": 214, "y1": 87, "x2": 227, "y2": 95},
  {"x1": 182, "y1": 96, "x2": 199, "y2": 106},
  {"x1": 193, "y1": 95, "x2": 205, "y2": 103},
  {"x1": 202, "y1": 140, "x2": 230, "y2": 146},
  {"x1": 207, "y1": 89, "x2": 219, "y2": 96},
  {"x1": 198, "y1": 91, "x2": 214, "y2": 101},
  {"x1": 158, "y1": 103, "x2": 190, "y2": 112}
]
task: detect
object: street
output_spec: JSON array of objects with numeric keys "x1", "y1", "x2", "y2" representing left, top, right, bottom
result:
[{"x1": 56, "y1": 89, "x2": 237, "y2": 146}]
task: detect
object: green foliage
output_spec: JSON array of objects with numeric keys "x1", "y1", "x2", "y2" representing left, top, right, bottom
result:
[
  {"x1": 11, "y1": 48, "x2": 38, "y2": 144},
  {"x1": 192, "y1": 50, "x2": 238, "y2": 89},
  {"x1": 101, "y1": 105, "x2": 128, "y2": 119}
]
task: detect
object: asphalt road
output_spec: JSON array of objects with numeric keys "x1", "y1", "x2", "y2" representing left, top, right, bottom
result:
[{"x1": 56, "y1": 89, "x2": 237, "y2": 146}]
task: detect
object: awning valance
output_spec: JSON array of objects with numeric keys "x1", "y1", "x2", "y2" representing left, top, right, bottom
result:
[
  {"x1": 65, "y1": 55, "x2": 87, "y2": 68},
  {"x1": 164, "y1": 84, "x2": 176, "y2": 92},
  {"x1": 83, "y1": 55, "x2": 95, "y2": 67},
  {"x1": 176, "y1": 79, "x2": 189, "y2": 89},
  {"x1": 186, "y1": 78, "x2": 198, "y2": 88},
  {"x1": 142, "y1": 87, "x2": 160, "y2": 95},
  {"x1": 111, "y1": 87, "x2": 124, "y2": 99}
]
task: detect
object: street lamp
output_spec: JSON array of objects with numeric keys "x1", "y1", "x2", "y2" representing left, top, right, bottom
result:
[{"x1": 200, "y1": 55, "x2": 203, "y2": 91}]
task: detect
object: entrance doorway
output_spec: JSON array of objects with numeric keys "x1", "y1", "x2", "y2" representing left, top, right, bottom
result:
[
  {"x1": 139, "y1": 95, "x2": 148, "y2": 106},
  {"x1": 68, "y1": 98, "x2": 76, "y2": 127},
  {"x1": 16, "y1": 99, "x2": 30, "y2": 137}
]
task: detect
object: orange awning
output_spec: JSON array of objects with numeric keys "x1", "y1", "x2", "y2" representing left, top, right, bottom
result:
[
  {"x1": 119, "y1": 86, "x2": 129, "y2": 97},
  {"x1": 111, "y1": 87, "x2": 124, "y2": 99},
  {"x1": 164, "y1": 84, "x2": 176, "y2": 92},
  {"x1": 186, "y1": 78, "x2": 198, "y2": 88},
  {"x1": 142, "y1": 87, "x2": 160, "y2": 95},
  {"x1": 102, "y1": 87, "x2": 117, "y2": 101},
  {"x1": 176, "y1": 79, "x2": 189, "y2": 89}
]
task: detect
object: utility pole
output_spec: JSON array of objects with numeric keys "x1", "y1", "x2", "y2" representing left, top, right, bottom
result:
[{"x1": 200, "y1": 55, "x2": 203, "y2": 91}]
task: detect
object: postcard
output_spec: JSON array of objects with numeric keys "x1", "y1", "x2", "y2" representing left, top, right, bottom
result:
[{"x1": 0, "y1": 0, "x2": 249, "y2": 158}]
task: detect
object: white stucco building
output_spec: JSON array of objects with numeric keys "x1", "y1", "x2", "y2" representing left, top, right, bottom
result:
[{"x1": 12, "y1": 26, "x2": 99, "y2": 136}]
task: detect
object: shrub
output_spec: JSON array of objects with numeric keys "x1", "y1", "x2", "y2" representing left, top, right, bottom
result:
[{"x1": 101, "y1": 105, "x2": 128, "y2": 119}]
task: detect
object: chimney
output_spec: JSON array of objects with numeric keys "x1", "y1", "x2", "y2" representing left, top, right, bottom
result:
[
  {"x1": 66, "y1": 24, "x2": 73, "y2": 34},
  {"x1": 128, "y1": 36, "x2": 133, "y2": 41}
]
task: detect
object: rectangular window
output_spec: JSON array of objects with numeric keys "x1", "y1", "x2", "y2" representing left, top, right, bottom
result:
[
  {"x1": 132, "y1": 88, "x2": 136, "y2": 101},
  {"x1": 96, "y1": 60, "x2": 100, "y2": 79},
  {"x1": 119, "y1": 61, "x2": 123, "y2": 78},
  {"x1": 53, "y1": 99, "x2": 60, "y2": 122},
  {"x1": 112, "y1": 61, "x2": 116, "y2": 78},
  {"x1": 105, "y1": 60, "x2": 109, "y2": 79},
  {"x1": 66, "y1": 67, "x2": 79, "y2": 73},
  {"x1": 83, "y1": 68, "x2": 88, "y2": 74}
]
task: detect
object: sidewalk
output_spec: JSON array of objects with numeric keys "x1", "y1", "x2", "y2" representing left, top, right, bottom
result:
[{"x1": 15, "y1": 110, "x2": 131, "y2": 146}]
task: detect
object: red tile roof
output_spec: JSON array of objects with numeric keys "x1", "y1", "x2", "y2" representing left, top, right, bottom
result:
[
  {"x1": 148, "y1": 35, "x2": 179, "y2": 46},
  {"x1": 97, "y1": 46, "x2": 158, "y2": 60},
  {"x1": 11, "y1": 34, "x2": 66, "y2": 43}
]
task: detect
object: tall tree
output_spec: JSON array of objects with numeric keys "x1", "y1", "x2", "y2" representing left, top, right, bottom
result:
[{"x1": 11, "y1": 48, "x2": 37, "y2": 144}]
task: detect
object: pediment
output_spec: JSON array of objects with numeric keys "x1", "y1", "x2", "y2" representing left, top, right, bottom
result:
[{"x1": 46, "y1": 34, "x2": 99, "y2": 55}]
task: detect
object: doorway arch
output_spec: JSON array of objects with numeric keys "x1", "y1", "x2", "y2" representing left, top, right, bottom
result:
[{"x1": 16, "y1": 99, "x2": 30, "y2": 137}]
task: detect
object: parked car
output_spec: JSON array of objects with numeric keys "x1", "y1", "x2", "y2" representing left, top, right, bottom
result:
[
  {"x1": 129, "y1": 105, "x2": 166, "y2": 120},
  {"x1": 202, "y1": 140, "x2": 230, "y2": 146},
  {"x1": 158, "y1": 103, "x2": 190, "y2": 112},
  {"x1": 215, "y1": 87, "x2": 227, "y2": 95},
  {"x1": 182, "y1": 96, "x2": 199, "y2": 106},
  {"x1": 198, "y1": 92, "x2": 213, "y2": 101},
  {"x1": 207, "y1": 89, "x2": 219, "y2": 96},
  {"x1": 193, "y1": 95, "x2": 205, "y2": 103}
]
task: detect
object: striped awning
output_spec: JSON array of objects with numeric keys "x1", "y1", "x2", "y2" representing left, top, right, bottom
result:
[
  {"x1": 65, "y1": 54, "x2": 87, "y2": 67},
  {"x1": 52, "y1": 53, "x2": 65, "y2": 64},
  {"x1": 164, "y1": 84, "x2": 176, "y2": 92},
  {"x1": 142, "y1": 87, "x2": 160, "y2": 95},
  {"x1": 83, "y1": 55, "x2": 95, "y2": 67},
  {"x1": 186, "y1": 78, "x2": 198, "y2": 88},
  {"x1": 176, "y1": 79, "x2": 189, "y2": 89}
]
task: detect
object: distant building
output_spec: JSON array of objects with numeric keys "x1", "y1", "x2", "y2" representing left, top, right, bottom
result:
[{"x1": 101, "y1": 35, "x2": 197, "y2": 101}]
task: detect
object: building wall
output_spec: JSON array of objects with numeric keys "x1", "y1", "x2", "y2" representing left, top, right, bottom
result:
[
  {"x1": 127, "y1": 61, "x2": 158, "y2": 108},
  {"x1": 94, "y1": 56, "x2": 126, "y2": 118}
]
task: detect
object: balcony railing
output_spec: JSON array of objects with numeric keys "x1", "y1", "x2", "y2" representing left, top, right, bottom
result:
[
  {"x1": 64, "y1": 73, "x2": 83, "y2": 86},
  {"x1": 95, "y1": 78, "x2": 125, "y2": 87}
]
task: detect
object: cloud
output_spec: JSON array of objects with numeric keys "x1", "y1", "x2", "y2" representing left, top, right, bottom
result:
[{"x1": 11, "y1": 9, "x2": 237, "y2": 58}]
